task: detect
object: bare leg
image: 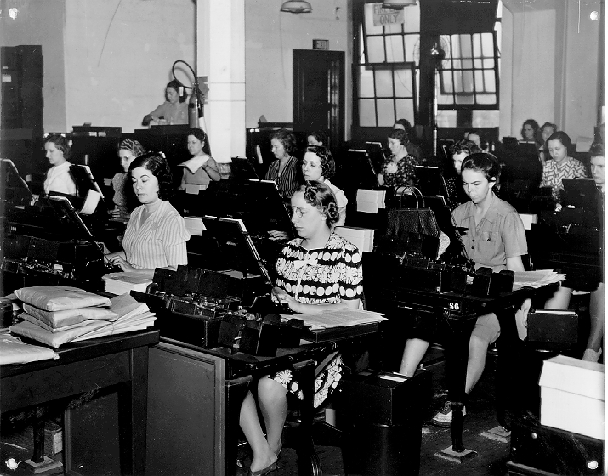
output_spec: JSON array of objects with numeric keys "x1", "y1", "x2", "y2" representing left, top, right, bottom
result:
[
  {"x1": 545, "y1": 285, "x2": 572, "y2": 310},
  {"x1": 239, "y1": 390, "x2": 276, "y2": 472},
  {"x1": 257, "y1": 377, "x2": 288, "y2": 456},
  {"x1": 584, "y1": 283, "x2": 605, "y2": 360},
  {"x1": 465, "y1": 334, "x2": 490, "y2": 394},
  {"x1": 399, "y1": 338, "x2": 430, "y2": 377}
]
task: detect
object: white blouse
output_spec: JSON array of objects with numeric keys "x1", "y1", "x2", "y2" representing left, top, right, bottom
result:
[{"x1": 44, "y1": 162, "x2": 76, "y2": 196}]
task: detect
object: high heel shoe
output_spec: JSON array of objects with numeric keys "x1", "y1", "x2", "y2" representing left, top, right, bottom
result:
[{"x1": 247, "y1": 461, "x2": 277, "y2": 476}]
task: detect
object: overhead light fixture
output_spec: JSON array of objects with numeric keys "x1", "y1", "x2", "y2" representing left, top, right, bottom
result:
[
  {"x1": 281, "y1": 0, "x2": 312, "y2": 13},
  {"x1": 382, "y1": 0, "x2": 417, "y2": 9}
]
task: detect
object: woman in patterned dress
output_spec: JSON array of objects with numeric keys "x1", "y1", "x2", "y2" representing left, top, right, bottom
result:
[
  {"x1": 378, "y1": 128, "x2": 418, "y2": 189},
  {"x1": 541, "y1": 131, "x2": 588, "y2": 196},
  {"x1": 239, "y1": 181, "x2": 363, "y2": 475},
  {"x1": 105, "y1": 153, "x2": 190, "y2": 277}
]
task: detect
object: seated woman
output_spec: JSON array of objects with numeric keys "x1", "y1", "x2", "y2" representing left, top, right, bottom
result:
[
  {"x1": 239, "y1": 181, "x2": 362, "y2": 475},
  {"x1": 307, "y1": 130, "x2": 328, "y2": 147},
  {"x1": 111, "y1": 139, "x2": 146, "y2": 219},
  {"x1": 400, "y1": 153, "x2": 527, "y2": 426},
  {"x1": 545, "y1": 142, "x2": 604, "y2": 362},
  {"x1": 301, "y1": 145, "x2": 347, "y2": 226},
  {"x1": 264, "y1": 129, "x2": 301, "y2": 201},
  {"x1": 539, "y1": 122, "x2": 558, "y2": 164},
  {"x1": 444, "y1": 139, "x2": 481, "y2": 209},
  {"x1": 541, "y1": 131, "x2": 588, "y2": 195},
  {"x1": 393, "y1": 118, "x2": 423, "y2": 160},
  {"x1": 179, "y1": 128, "x2": 220, "y2": 191},
  {"x1": 43, "y1": 134, "x2": 102, "y2": 215},
  {"x1": 105, "y1": 153, "x2": 190, "y2": 277},
  {"x1": 142, "y1": 80, "x2": 188, "y2": 126},
  {"x1": 378, "y1": 128, "x2": 419, "y2": 190},
  {"x1": 520, "y1": 119, "x2": 542, "y2": 146}
]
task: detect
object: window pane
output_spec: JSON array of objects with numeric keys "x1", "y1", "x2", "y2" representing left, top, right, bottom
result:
[
  {"x1": 462, "y1": 71, "x2": 474, "y2": 93},
  {"x1": 364, "y1": 4, "x2": 384, "y2": 35},
  {"x1": 386, "y1": 35, "x2": 405, "y2": 63},
  {"x1": 450, "y1": 35, "x2": 461, "y2": 59},
  {"x1": 437, "y1": 110, "x2": 457, "y2": 128},
  {"x1": 453, "y1": 71, "x2": 463, "y2": 93},
  {"x1": 474, "y1": 71, "x2": 485, "y2": 91},
  {"x1": 384, "y1": 22, "x2": 403, "y2": 34},
  {"x1": 473, "y1": 34, "x2": 482, "y2": 57},
  {"x1": 484, "y1": 70, "x2": 496, "y2": 92},
  {"x1": 475, "y1": 93, "x2": 497, "y2": 105},
  {"x1": 394, "y1": 69, "x2": 413, "y2": 97},
  {"x1": 402, "y1": 4, "x2": 420, "y2": 33},
  {"x1": 359, "y1": 99, "x2": 377, "y2": 127},
  {"x1": 460, "y1": 35, "x2": 472, "y2": 58},
  {"x1": 455, "y1": 94, "x2": 474, "y2": 105},
  {"x1": 404, "y1": 34, "x2": 419, "y2": 63},
  {"x1": 472, "y1": 109, "x2": 500, "y2": 127},
  {"x1": 375, "y1": 70, "x2": 394, "y2": 97},
  {"x1": 480, "y1": 32, "x2": 494, "y2": 57},
  {"x1": 441, "y1": 71, "x2": 453, "y2": 93},
  {"x1": 395, "y1": 99, "x2": 415, "y2": 125},
  {"x1": 474, "y1": 59, "x2": 482, "y2": 68},
  {"x1": 438, "y1": 92, "x2": 454, "y2": 105},
  {"x1": 359, "y1": 66, "x2": 375, "y2": 98},
  {"x1": 483, "y1": 58, "x2": 495, "y2": 68},
  {"x1": 377, "y1": 99, "x2": 396, "y2": 126},
  {"x1": 366, "y1": 36, "x2": 385, "y2": 63}
]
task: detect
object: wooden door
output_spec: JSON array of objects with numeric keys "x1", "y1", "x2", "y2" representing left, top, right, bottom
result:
[{"x1": 293, "y1": 50, "x2": 344, "y2": 149}]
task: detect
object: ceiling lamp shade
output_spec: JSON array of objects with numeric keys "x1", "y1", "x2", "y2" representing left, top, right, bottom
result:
[
  {"x1": 281, "y1": 1, "x2": 312, "y2": 13},
  {"x1": 382, "y1": 0, "x2": 417, "y2": 9}
]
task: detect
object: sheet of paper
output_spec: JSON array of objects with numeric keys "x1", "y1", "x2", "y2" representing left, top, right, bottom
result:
[{"x1": 282, "y1": 309, "x2": 386, "y2": 331}]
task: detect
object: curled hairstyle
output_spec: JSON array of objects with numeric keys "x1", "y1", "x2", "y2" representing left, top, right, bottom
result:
[
  {"x1": 394, "y1": 118, "x2": 412, "y2": 131},
  {"x1": 270, "y1": 129, "x2": 298, "y2": 157},
  {"x1": 118, "y1": 139, "x2": 146, "y2": 157},
  {"x1": 308, "y1": 130, "x2": 328, "y2": 146},
  {"x1": 388, "y1": 128, "x2": 409, "y2": 146},
  {"x1": 187, "y1": 127, "x2": 212, "y2": 156},
  {"x1": 461, "y1": 152, "x2": 501, "y2": 182},
  {"x1": 128, "y1": 152, "x2": 174, "y2": 200},
  {"x1": 547, "y1": 131, "x2": 572, "y2": 149},
  {"x1": 541, "y1": 122, "x2": 558, "y2": 134},
  {"x1": 304, "y1": 145, "x2": 336, "y2": 180},
  {"x1": 450, "y1": 139, "x2": 481, "y2": 156},
  {"x1": 299, "y1": 180, "x2": 340, "y2": 228},
  {"x1": 521, "y1": 119, "x2": 540, "y2": 142},
  {"x1": 589, "y1": 142, "x2": 604, "y2": 157},
  {"x1": 44, "y1": 134, "x2": 71, "y2": 159}
]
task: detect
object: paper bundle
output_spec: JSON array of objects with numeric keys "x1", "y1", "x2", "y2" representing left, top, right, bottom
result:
[
  {"x1": 513, "y1": 269, "x2": 566, "y2": 290},
  {"x1": 9, "y1": 286, "x2": 155, "y2": 348},
  {"x1": 103, "y1": 271, "x2": 153, "y2": 295}
]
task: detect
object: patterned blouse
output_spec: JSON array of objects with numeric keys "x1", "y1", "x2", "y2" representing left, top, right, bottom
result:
[
  {"x1": 275, "y1": 233, "x2": 363, "y2": 304},
  {"x1": 122, "y1": 200, "x2": 190, "y2": 270},
  {"x1": 265, "y1": 156, "x2": 300, "y2": 200},
  {"x1": 541, "y1": 156, "x2": 588, "y2": 190},
  {"x1": 381, "y1": 154, "x2": 418, "y2": 188}
]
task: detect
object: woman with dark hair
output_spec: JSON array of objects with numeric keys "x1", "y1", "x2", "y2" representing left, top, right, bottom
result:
[
  {"x1": 444, "y1": 139, "x2": 481, "y2": 208},
  {"x1": 378, "y1": 128, "x2": 418, "y2": 189},
  {"x1": 393, "y1": 118, "x2": 423, "y2": 160},
  {"x1": 105, "y1": 153, "x2": 190, "y2": 275},
  {"x1": 111, "y1": 139, "x2": 146, "y2": 218},
  {"x1": 178, "y1": 128, "x2": 220, "y2": 193},
  {"x1": 400, "y1": 153, "x2": 528, "y2": 426},
  {"x1": 43, "y1": 133, "x2": 102, "y2": 215},
  {"x1": 307, "y1": 130, "x2": 328, "y2": 147},
  {"x1": 541, "y1": 131, "x2": 587, "y2": 193},
  {"x1": 301, "y1": 145, "x2": 347, "y2": 225},
  {"x1": 539, "y1": 122, "x2": 558, "y2": 164},
  {"x1": 264, "y1": 129, "x2": 300, "y2": 200},
  {"x1": 520, "y1": 119, "x2": 542, "y2": 145},
  {"x1": 142, "y1": 80, "x2": 188, "y2": 126},
  {"x1": 239, "y1": 181, "x2": 363, "y2": 475}
]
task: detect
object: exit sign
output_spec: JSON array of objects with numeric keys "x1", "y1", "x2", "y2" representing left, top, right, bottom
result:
[{"x1": 313, "y1": 39, "x2": 329, "y2": 50}]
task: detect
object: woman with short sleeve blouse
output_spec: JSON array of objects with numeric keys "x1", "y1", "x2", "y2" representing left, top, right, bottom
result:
[{"x1": 378, "y1": 128, "x2": 418, "y2": 189}]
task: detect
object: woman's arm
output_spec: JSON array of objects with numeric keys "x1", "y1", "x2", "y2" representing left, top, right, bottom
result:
[{"x1": 204, "y1": 156, "x2": 221, "y2": 181}]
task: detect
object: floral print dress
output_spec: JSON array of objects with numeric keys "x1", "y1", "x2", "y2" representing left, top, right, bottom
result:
[{"x1": 270, "y1": 233, "x2": 363, "y2": 408}]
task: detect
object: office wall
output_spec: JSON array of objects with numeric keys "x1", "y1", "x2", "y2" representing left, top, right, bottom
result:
[
  {"x1": 64, "y1": 0, "x2": 196, "y2": 132},
  {"x1": 0, "y1": 0, "x2": 67, "y2": 134},
  {"x1": 244, "y1": 0, "x2": 351, "y2": 134},
  {"x1": 500, "y1": 0, "x2": 601, "y2": 142}
]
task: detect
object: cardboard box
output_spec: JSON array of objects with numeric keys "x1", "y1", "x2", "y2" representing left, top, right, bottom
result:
[
  {"x1": 335, "y1": 226, "x2": 374, "y2": 252},
  {"x1": 539, "y1": 355, "x2": 605, "y2": 440},
  {"x1": 356, "y1": 189, "x2": 386, "y2": 213}
]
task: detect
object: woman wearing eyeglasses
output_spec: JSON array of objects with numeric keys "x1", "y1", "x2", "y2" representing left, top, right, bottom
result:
[{"x1": 239, "y1": 181, "x2": 362, "y2": 475}]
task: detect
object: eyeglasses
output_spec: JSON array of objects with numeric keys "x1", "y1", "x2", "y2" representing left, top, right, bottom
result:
[{"x1": 291, "y1": 207, "x2": 310, "y2": 219}]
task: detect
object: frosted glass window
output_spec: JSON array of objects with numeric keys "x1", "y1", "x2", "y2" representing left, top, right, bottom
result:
[
  {"x1": 394, "y1": 69, "x2": 413, "y2": 97},
  {"x1": 377, "y1": 99, "x2": 396, "y2": 127},
  {"x1": 395, "y1": 99, "x2": 415, "y2": 124},
  {"x1": 472, "y1": 110, "x2": 500, "y2": 128},
  {"x1": 404, "y1": 35, "x2": 419, "y2": 63},
  {"x1": 359, "y1": 67, "x2": 375, "y2": 98},
  {"x1": 366, "y1": 37, "x2": 385, "y2": 63},
  {"x1": 359, "y1": 99, "x2": 377, "y2": 127},
  {"x1": 437, "y1": 111, "x2": 457, "y2": 128},
  {"x1": 385, "y1": 35, "x2": 405, "y2": 63},
  {"x1": 375, "y1": 70, "x2": 394, "y2": 97}
]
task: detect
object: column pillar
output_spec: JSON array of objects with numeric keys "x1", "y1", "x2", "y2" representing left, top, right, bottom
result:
[{"x1": 196, "y1": 0, "x2": 246, "y2": 163}]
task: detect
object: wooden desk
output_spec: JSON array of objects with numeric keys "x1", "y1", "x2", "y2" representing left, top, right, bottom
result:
[
  {"x1": 1, "y1": 330, "x2": 160, "y2": 475},
  {"x1": 145, "y1": 325, "x2": 381, "y2": 476}
]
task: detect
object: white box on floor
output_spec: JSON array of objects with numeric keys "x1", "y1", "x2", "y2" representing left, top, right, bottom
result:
[
  {"x1": 334, "y1": 226, "x2": 374, "y2": 252},
  {"x1": 539, "y1": 355, "x2": 605, "y2": 440}
]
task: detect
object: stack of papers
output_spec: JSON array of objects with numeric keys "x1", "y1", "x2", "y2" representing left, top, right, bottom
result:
[
  {"x1": 283, "y1": 309, "x2": 386, "y2": 331},
  {"x1": 10, "y1": 289, "x2": 156, "y2": 348},
  {"x1": 513, "y1": 269, "x2": 565, "y2": 290},
  {"x1": 356, "y1": 189, "x2": 386, "y2": 214},
  {"x1": 335, "y1": 226, "x2": 374, "y2": 252},
  {"x1": 184, "y1": 216, "x2": 206, "y2": 235},
  {"x1": 103, "y1": 272, "x2": 153, "y2": 295},
  {"x1": 0, "y1": 331, "x2": 59, "y2": 365}
]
